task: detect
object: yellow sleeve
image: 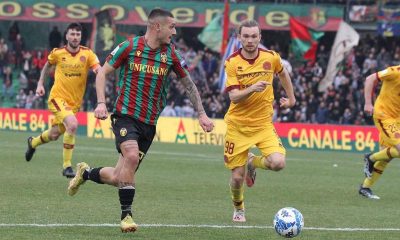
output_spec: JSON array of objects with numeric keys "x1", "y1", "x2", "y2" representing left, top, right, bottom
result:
[
  {"x1": 377, "y1": 66, "x2": 398, "y2": 82},
  {"x1": 274, "y1": 51, "x2": 284, "y2": 74},
  {"x1": 47, "y1": 49, "x2": 58, "y2": 65},
  {"x1": 224, "y1": 59, "x2": 239, "y2": 92},
  {"x1": 88, "y1": 50, "x2": 100, "y2": 69}
]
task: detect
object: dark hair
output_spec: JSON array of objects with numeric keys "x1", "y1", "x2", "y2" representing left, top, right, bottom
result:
[
  {"x1": 238, "y1": 20, "x2": 260, "y2": 34},
  {"x1": 148, "y1": 8, "x2": 174, "y2": 20},
  {"x1": 66, "y1": 22, "x2": 82, "y2": 32}
]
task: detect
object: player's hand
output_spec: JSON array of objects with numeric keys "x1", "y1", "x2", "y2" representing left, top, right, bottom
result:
[
  {"x1": 364, "y1": 103, "x2": 374, "y2": 116},
  {"x1": 251, "y1": 81, "x2": 269, "y2": 92},
  {"x1": 94, "y1": 102, "x2": 108, "y2": 120},
  {"x1": 198, "y1": 113, "x2": 214, "y2": 133},
  {"x1": 280, "y1": 97, "x2": 296, "y2": 108},
  {"x1": 35, "y1": 84, "x2": 45, "y2": 97}
]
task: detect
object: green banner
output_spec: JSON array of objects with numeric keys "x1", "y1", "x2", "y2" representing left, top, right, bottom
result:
[{"x1": 0, "y1": 0, "x2": 343, "y2": 31}]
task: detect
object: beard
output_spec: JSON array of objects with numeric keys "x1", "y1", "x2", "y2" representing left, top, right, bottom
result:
[
  {"x1": 243, "y1": 45, "x2": 257, "y2": 54},
  {"x1": 68, "y1": 41, "x2": 79, "y2": 49}
]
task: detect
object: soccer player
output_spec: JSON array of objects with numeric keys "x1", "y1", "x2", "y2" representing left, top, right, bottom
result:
[
  {"x1": 67, "y1": 9, "x2": 214, "y2": 233},
  {"x1": 359, "y1": 65, "x2": 400, "y2": 200},
  {"x1": 25, "y1": 23, "x2": 100, "y2": 178},
  {"x1": 223, "y1": 20, "x2": 295, "y2": 222}
]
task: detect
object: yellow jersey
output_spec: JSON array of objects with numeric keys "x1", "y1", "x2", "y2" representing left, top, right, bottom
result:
[
  {"x1": 374, "y1": 65, "x2": 400, "y2": 119},
  {"x1": 224, "y1": 48, "x2": 283, "y2": 126},
  {"x1": 48, "y1": 46, "x2": 100, "y2": 110}
]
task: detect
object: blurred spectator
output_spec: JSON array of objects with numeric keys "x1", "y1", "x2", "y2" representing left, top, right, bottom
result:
[
  {"x1": 8, "y1": 22, "x2": 19, "y2": 42},
  {"x1": 315, "y1": 102, "x2": 329, "y2": 124},
  {"x1": 15, "y1": 88, "x2": 27, "y2": 108},
  {"x1": 13, "y1": 33, "x2": 25, "y2": 68},
  {"x1": 22, "y1": 51, "x2": 32, "y2": 76},
  {"x1": 2, "y1": 66, "x2": 14, "y2": 100},
  {"x1": 32, "y1": 51, "x2": 47, "y2": 70},
  {"x1": 161, "y1": 101, "x2": 177, "y2": 117},
  {"x1": 25, "y1": 90, "x2": 37, "y2": 109},
  {"x1": 341, "y1": 108, "x2": 353, "y2": 124},
  {"x1": 19, "y1": 71, "x2": 28, "y2": 90},
  {"x1": 180, "y1": 99, "x2": 195, "y2": 117},
  {"x1": 0, "y1": 38, "x2": 8, "y2": 68},
  {"x1": 49, "y1": 26, "x2": 62, "y2": 50}
]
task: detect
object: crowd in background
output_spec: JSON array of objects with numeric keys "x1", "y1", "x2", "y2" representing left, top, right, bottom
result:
[{"x1": 1, "y1": 21, "x2": 400, "y2": 126}]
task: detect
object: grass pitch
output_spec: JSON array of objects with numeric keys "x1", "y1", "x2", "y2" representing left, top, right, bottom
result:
[{"x1": 1, "y1": 130, "x2": 400, "y2": 239}]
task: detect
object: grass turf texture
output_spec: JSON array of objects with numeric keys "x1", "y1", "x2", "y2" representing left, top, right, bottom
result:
[{"x1": 1, "y1": 130, "x2": 400, "y2": 239}]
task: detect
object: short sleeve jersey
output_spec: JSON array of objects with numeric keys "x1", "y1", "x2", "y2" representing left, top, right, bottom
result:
[
  {"x1": 224, "y1": 48, "x2": 284, "y2": 126},
  {"x1": 374, "y1": 65, "x2": 400, "y2": 119},
  {"x1": 107, "y1": 36, "x2": 188, "y2": 125},
  {"x1": 48, "y1": 46, "x2": 99, "y2": 109}
]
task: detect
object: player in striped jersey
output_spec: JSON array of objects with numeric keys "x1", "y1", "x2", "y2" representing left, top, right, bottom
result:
[
  {"x1": 359, "y1": 65, "x2": 400, "y2": 199},
  {"x1": 25, "y1": 23, "x2": 100, "y2": 178},
  {"x1": 68, "y1": 8, "x2": 214, "y2": 232}
]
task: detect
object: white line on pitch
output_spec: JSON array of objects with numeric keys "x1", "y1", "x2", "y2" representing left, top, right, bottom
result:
[{"x1": 0, "y1": 223, "x2": 400, "y2": 231}]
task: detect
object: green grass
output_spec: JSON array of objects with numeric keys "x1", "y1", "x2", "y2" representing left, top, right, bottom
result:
[{"x1": 1, "y1": 130, "x2": 400, "y2": 239}]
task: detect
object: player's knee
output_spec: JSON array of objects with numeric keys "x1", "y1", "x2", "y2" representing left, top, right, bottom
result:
[
  {"x1": 49, "y1": 132, "x2": 60, "y2": 140},
  {"x1": 124, "y1": 153, "x2": 140, "y2": 168},
  {"x1": 231, "y1": 175, "x2": 245, "y2": 185},
  {"x1": 66, "y1": 121, "x2": 78, "y2": 134},
  {"x1": 269, "y1": 158, "x2": 286, "y2": 171}
]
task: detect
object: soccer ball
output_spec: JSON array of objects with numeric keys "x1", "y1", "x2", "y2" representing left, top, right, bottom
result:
[{"x1": 273, "y1": 207, "x2": 304, "y2": 238}]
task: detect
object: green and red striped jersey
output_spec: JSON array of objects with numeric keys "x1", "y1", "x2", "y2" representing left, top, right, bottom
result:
[{"x1": 107, "y1": 36, "x2": 188, "y2": 125}]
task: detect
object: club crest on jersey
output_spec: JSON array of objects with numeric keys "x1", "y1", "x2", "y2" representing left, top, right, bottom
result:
[
  {"x1": 263, "y1": 61, "x2": 271, "y2": 70},
  {"x1": 136, "y1": 50, "x2": 142, "y2": 57},
  {"x1": 160, "y1": 52, "x2": 167, "y2": 63},
  {"x1": 237, "y1": 66, "x2": 243, "y2": 72},
  {"x1": 80, "y1": 56, "x2": 86, "y2": 63},
  {"x1": 120, "y1": 128, "x2": 127, "y2": 137}
]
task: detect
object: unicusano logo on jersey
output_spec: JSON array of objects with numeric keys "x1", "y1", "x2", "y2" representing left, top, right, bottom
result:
[{"x1": 129, "y1": 63, "x2": 168, "y2": 76}]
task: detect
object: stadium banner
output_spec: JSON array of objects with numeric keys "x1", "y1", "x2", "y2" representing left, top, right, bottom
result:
[
  {"x1": 0, "y1": 0, "x2": 343, "y2": 31},
  {"x1": 0, "y1": 108, "x2": 87, "y2": 135},
  {"x1": 348, "y1": 5, "x2": 378, "y2": 23},
  {"x1": 1, "y1": 108, "x2": 379, "y2": 153},
  {"x1": 377, "y1": 4, "x2": 400, "y2": 37},
  {"x1": 275, "y1": 123, "x2": 379, "y2": 153},
  {"x1": 87, "y1": 113, "x2": 227, "y2": 146}
]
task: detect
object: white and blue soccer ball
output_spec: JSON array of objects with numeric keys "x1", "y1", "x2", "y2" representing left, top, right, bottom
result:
[{"x1": 273, "y1": 207, "x2": 304, "y2": 238}]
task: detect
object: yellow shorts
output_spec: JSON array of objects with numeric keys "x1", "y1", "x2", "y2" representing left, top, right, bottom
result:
[
  {"x1": 224, "y1": 123, "x2": 285, "y2": 170},
  {"x1": 48, "y1": 98, "x2": 77, "y2": 127},
  {"x1": 374, "y1": 117, "x2": 400, "y2": 147}
]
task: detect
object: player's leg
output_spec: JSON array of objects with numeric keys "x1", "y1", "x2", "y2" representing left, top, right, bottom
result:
[
  {"x1": 363, "y1": 118, "x2": 400, "y2": 179},
  {"x1": 230, "y1": 165, "x2": 246, "y2": 222},
  {"x1": 224, "y1": 124, "x2": 251, "y2": 222},
  {"x1": 25, "y1": 100, "x2": 66, "y2": 161},
  {"x1": 25, "y1": 122, "x2": 63, "y2": 161},
  {"x1": 246, "y1": 125, "x2": 286, "y2": 187},
  {"x1": 62, "y1": 114, "x2": 79, "y2": 178},
  {"x1": 359, "y1": 118, "x2": 400, "y2": 199},
  {"x1": 115, "y1": 118, "x2": 155, "y2": 232}
]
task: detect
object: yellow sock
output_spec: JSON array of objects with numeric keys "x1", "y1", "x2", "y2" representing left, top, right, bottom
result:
[
  {"x1": 362, "y1": 161, "x2": 388, "y2": 188},
  {"x1": 372, "y1": 147, "x2": 399, "y2": 161},
  {"x1": 230, "y1": 184, "x2": 244, "y2": 210},
  {"x1": 31, "y1": 130, "x2": 50, "y2": 148},
  {"x1": 63, "y1": 133, "x2": 75, "y2": 169},
  {"x1": 252, "y1": 155, "x2": 269, "y2": 170}
]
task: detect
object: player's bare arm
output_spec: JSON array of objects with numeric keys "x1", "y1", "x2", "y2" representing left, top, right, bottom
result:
[
  {"x1": 179, "y1": 75, "x2": 214, "y2": 132},
  {"x1": 228, "y1": 81, "x2": 269, "y2": 104},
  {"x1": 278, "y1": 68, "x2": 296, "y2": 108},
  {"x1": 94, "y1": 62, "x2": 114, "y2": 120},
  {"x1": 364, "y1": 73, "x2": 378, "y2": 115},
  {"x1": 36, "y1": 61, "x2": 54, "y2": 96},
  {"x1": 92, "y1": 65, "x2": 101, "y2": 75}
]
